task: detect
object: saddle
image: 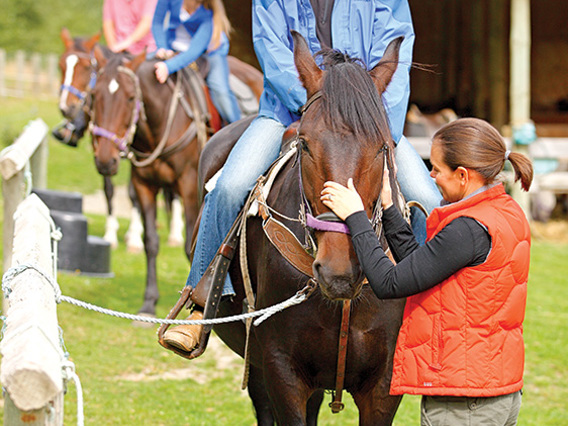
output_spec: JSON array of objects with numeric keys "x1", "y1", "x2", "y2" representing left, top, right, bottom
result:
[{"x1": 157, "y1": 120, "x2": 301, "y2": 360}]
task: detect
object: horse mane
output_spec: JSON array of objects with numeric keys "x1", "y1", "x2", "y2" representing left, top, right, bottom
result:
[{"x1": 317, "y1": 49, "x2": 392, "y2": 147}]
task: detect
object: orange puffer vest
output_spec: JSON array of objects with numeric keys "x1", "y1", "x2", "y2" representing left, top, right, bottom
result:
[{"x1": 390, "y1": 184, "x2": 530, "y2": 397}]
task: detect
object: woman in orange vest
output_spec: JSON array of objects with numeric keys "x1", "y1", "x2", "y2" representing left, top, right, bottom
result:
[{"x1": 321, "y1": 117, "x2": 533, "y2": 425}]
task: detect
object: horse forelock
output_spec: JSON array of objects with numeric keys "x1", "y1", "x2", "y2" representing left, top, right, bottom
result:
[{"x1": 316, "y1": 49, "x2": 392, "y2": 148}]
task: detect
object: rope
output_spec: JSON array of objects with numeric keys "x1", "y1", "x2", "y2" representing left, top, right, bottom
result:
[
  {"x1": 62, "y1": 360, "x2": 84, "y2": 426},
  {"x1": 2, "y1": 264, "x2": 311, "y2": 327}
]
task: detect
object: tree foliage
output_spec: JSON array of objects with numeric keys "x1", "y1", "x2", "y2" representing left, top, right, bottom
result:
[{"x1": 0, "y1": 0, "x2": 103, "y2": 53}]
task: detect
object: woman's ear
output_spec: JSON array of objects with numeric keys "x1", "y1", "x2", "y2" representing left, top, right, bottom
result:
[{"x1": 456, "y1": 166, "x2": 469, "y2": 184}]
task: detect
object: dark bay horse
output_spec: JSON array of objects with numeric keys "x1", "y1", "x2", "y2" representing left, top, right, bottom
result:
[
  {"x1": 198, "y1": 32, "x2": 407, "y2": 424},
  {"x1": 91, "y1": 48, "x2": 232, "y2": 315}
]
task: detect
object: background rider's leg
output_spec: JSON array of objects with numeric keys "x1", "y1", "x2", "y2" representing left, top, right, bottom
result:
[
  {"x1": 206, "y1": 51, "x2": 242, "y2": 124},
  {"x1": 395, "y1": 136, "x2": 442, "y2": 245},
  {"x1": 186, "y1": 116, "x2": 285, "y2": 295}
]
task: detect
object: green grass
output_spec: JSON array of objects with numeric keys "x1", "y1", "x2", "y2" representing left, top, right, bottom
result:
[{"x1": 1, "y1": 97, "x2": 568, "y2": 424}]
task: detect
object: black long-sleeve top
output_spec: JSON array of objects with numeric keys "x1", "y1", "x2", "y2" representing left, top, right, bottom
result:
[{"x1": 344, "y1": 206, "x2": 492, "y2": 299}]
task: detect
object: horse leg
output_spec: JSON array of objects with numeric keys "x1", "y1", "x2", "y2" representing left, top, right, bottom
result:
[
  {"x1": 102, "y1": 176, "x2": 119, "y2": 249},
  {"x1": 132, "y1": 176, "x2": 160, "y2": 316},
  {"x1": 247, "y1": 364, "x2": 275, "y2": 425},
  {"x1": 351, "y1": 382, "x2": 403, "y2": 426},
  {"x1": 165, "y1": 188, "x2": 184, "y2": 247},
  {"x1": 125, "y1": 178, "x2": 144, "y2": 253},
  {"x1": 177, "y1": 169, "x2": 198, "y2": 261},
  {"x1": 306, "y1": 390, "x2": 324, "y2": 426},
  {"x1": 263, "y1": 361, "x2": 311, "y2": 425}
]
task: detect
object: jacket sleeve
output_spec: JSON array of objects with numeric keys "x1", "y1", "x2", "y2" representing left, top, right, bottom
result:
[
  {"x1": 344, "y1": 210, "x2": 491, "y2": 299},
  {"x1": 151, "y1": 0, "x2": 169, "y2": 50},
  {"x1": 370, "y1": 0, "x2": 414, "y2": 144},
  {"x1": 252, "y1": 0, "x2": 307, "y2": 115},
  {"x1": 164, "y1": 15, "x2": 213, "y2": 74}
]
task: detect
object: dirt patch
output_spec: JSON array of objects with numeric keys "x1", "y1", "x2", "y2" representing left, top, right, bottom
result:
[
  {"x1": 531, "y1": 219, "x2": 568, "y2": 244},
  {"x1": 116, "y1": 337, "x2": 242, "y2": 385}
]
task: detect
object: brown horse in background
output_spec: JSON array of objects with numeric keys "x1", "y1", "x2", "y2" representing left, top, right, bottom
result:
[
  {"x1": 90, "y1": 47, "x2": 264, "y2": 315},
  {"x1": 197, "y1": 32, "x2": 407, "y2": 424}
]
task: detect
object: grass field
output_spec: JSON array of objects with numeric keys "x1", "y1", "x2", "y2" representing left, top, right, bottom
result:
[{"x1": 1, "y1": 97, "x2": 567, "y2": 424}]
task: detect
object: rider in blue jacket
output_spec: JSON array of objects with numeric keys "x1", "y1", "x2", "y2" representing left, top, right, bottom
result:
[
  {"x1": 151, "y1": 0, "x2": 241, "y2": 123},
  {"x1": 163, "y1": 0, "x2": 443, "y2": 353}
]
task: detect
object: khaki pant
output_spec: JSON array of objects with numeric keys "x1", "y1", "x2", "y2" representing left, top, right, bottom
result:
[{"x1": 420, "y1": 391, "x2": 522, "y2": 426}]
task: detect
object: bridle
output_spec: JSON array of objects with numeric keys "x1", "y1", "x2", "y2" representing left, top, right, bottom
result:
[
  {"x1": 54, "y1": 51, "x2": 98, "y2": 143},
  {"x1": 89, "y1": 65, "x2": 145, "y2": 155},
  {"x1": 59, "y1": 51, "x2": 97, "y2": 105},
  {"x1": 295, "y1": 91, "x2": 389, "y2": 254},
  {"x1": 89, "y1": 64, "x2": 203, "y2": 167}
]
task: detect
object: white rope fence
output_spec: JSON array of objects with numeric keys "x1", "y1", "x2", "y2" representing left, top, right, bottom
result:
[{"x1": 2, "y1": 264, "x2": 311, "y2": 328}]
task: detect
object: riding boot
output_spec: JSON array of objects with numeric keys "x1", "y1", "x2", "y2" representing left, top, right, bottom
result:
[
  {"x1": 160, "y1": 263, "x2": 216, "y2": 353},
  {"x1": 162, "y1": 309, "x2": 204, "y2": 352}
]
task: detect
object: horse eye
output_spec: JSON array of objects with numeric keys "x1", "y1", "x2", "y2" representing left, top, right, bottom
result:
[{"x1": 299, "y1": 137, "x2": 310, "y2": 153}]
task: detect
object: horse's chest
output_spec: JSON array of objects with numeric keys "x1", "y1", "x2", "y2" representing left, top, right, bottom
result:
[{"x1": 136, "y1": 161, "x2": 177, "y2": 185}]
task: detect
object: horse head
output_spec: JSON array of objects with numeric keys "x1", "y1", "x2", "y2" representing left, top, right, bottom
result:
[
  {"x1": 292, "y1": 31, "x2": 402, "y2": 301},
  {"x1": 90, "y1": 47, "x2": 146, "y2": 176},
  {"x1": 55, "y1": 28, "x2": 101, "y2": 145}
]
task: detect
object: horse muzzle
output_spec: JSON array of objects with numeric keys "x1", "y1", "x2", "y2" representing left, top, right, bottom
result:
[{"x1": 312, "y1": 259, "x2": 364, "y2": 301}]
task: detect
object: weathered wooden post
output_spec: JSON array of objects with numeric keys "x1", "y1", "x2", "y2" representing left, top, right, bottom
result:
[
  {"x1": 1, "y1": 194, "x2": 64, "y2": 425},
  {"x1": 1, "y1": 118, "x2": 49, "y2": 275},
  {"x1": 509, "y1": 0, "x2": 534, "y2": 216},
  {"x1": 0, "y1": 48, "x2": 6, "y2": 97}
]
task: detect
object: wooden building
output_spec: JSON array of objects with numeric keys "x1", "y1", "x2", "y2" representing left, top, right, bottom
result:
[{"x1": 224, "y1": 0, "x2": 568, "y2": 137}]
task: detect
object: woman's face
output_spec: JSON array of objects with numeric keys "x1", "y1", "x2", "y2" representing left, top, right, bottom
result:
[{"x1": 429, "y1": 141, "x2": 465, "y2": 203}]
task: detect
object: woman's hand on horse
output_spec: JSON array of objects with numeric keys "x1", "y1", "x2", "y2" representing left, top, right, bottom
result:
[
  {"x1": 321, "y1": 179, "x2": 364, "y2": 221},
  {"x1": 381, "y1": 168, "x2": 394, "y2": 210},
  {"x1": 155, "y1": 62, "x2": 169, "y2": 84}
]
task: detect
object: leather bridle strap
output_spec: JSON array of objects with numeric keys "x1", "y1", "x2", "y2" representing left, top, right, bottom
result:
[{"x1": 330, "y1": 299, "x2": 351, "y2": 414}]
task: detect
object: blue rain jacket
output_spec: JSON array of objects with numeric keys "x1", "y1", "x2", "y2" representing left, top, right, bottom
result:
[
  {"x1": 253, "y1": 0, "x2": 414, "y2": 144},
  {"x1": 152, "y1": 0, "x2": 229, "y2": 74}
]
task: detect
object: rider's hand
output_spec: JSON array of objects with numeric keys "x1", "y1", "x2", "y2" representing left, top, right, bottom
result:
[
  {"x1": 321, "y1": 178, "x2": 364, "y2": 221},
  {"x1": 155, "y1": 48, "x2": 174, "y2": 60},
  {"x1": 111, "y1": 39, "x2": 130, "y2": 53},
  {"x1": 154, "y1": 62, "x2": 169, "y2": 84},
  {"x1": 381, "y1": 167, "x2": 394, "y2": 210}
]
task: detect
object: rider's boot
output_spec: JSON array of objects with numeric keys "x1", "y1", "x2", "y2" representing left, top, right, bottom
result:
[{"x1": 162, "y1": 307, "x2": 204, "y2": 352}]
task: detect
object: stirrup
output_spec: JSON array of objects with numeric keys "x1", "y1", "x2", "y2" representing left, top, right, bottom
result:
[{"x1": 157, "y1": 286, "x2": 199, "y2": 359}]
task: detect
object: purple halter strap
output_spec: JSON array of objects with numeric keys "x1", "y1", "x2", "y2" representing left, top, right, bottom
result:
[
  {"x1": 91, "y1": 99, "x2": 141, "y2": 153},
  {"x1": 297, "y1": 147, "x2": 351, "y2": 235}
]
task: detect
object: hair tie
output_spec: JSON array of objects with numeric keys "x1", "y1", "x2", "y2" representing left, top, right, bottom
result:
[{"x1": 504, "y1": 150, "x2": 511, "y2": 161}]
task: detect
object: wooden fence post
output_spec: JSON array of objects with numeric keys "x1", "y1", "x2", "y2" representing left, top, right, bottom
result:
[
  {"x1": 48, "y1": 53, "x2": 59, "y2": 98},
  {"x1": 15, "y1": 50, "x2": 25, "y2": 98},
  {"x1": 1, "y1": 119, "x2": 49, "y2": 274},
  {"x1": 1, "y1": 194, "x2": 64, "y2": 425},
  {"x1": 0, "y1": 48, "x2": 6, "y2": 97}
]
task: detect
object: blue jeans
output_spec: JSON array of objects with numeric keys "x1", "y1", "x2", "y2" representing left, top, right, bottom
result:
[
  {"x1": 206, "y1": 50, "x2": 241, "y2": 124},
  {"x1": 186, "y1": 116, "x2": 285, "y2": 295},
  {"x1": 395, "y1": 136, "x2": 442, "y2": 244}
]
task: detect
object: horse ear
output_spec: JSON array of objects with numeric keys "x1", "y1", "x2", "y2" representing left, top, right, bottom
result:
[
  {"x1": 93, "y1": 45, "x2": 107, "y2": 69},
  {"x1": 60, "y1": 27, "x2": 73, "y2": 50},
  {"x1": 126, "y1": 50, "x2": 147, "y2": 72},
  {"x1": 292, "y1": 30, "x2": 322, "y2": 97},
  {"x1": 84, "y1": 32, "x2": 101, "y2": 53},
  {"x1": 369, "y1": 37, "x2": 403, "y2": 94}
]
